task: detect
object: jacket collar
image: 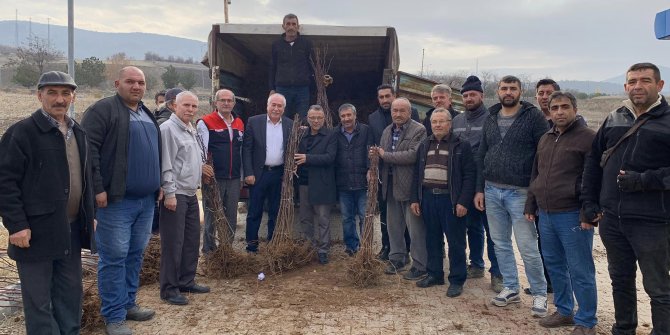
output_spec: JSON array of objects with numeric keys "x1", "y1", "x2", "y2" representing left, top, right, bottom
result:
[
  {"x1": 622, "y1": 94, "x2": 667, "y2": 119},
  {"x1": 546, "y1": 116, "x2": 584, "y2": 136}
]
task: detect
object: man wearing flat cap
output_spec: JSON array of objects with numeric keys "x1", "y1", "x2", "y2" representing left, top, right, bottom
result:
[{"x1": 0, "y1": 71, "x2": 96, "y2": 334}]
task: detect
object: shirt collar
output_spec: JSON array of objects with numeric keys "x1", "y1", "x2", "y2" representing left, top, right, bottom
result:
[
  {"x1": 40, "y1": 109, "x2": 75, "y2": 139},
  {"x1": 267, "y1": 115, "x2": 282, "y2": 125}
]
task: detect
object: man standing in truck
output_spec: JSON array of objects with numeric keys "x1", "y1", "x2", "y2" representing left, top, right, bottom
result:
[{"x1": 269, "y1": 13, "x2": 313, "y2": 120}]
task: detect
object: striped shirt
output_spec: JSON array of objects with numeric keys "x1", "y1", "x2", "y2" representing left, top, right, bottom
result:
[{"x1": 422, "y1": 136, "x2": 449, "y2": 189}]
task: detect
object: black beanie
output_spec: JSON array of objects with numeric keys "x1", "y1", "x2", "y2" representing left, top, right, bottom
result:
[{"x1": 461, "y1": 75, "x2": 483, "y2": 93}]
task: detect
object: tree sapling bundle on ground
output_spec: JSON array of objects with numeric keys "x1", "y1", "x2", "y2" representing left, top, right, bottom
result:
[
  {"x1": 345, "y1": 150, "x2": 385, "y2": 287},
  {"x1": 139, "y1": 235, "x2": 161, "y2": 286}
]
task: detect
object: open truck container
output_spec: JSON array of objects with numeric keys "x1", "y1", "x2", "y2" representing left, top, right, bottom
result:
[{"x1": 204, "y1": 23, "x2": 400, "y2": 124}]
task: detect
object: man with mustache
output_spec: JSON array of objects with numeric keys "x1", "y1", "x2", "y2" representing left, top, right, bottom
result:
[
  {"x1": 0, "y1": 71, "x2": 95, "y2": 335},
  {"x1": 269, "y1": 13, "x2": 313, "y2": 119},
  {"x1": 474, "y1": 75, "x2": 549, "y2": 318},
  {"x1": 81, "y1": 66, "x2": 161, "y2": 335},
  {"x1": 581, "y1": 62, "x2": 670, "y2": 335},
  {"x1": 159, "y1": 91, "x2": 211, "y2": 305}
]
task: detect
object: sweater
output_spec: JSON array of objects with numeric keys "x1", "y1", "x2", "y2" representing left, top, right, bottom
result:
[
  {"x1": 476, "y1": 101, "x2": 548, "y2": 192},
  {"x1": 160, "y1": 114, "x2": 203, "y2": 198}
]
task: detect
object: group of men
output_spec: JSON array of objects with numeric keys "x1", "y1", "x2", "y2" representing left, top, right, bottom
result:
[{"x1": 0, "y1": 12, "x2": 667, "y2": 335}]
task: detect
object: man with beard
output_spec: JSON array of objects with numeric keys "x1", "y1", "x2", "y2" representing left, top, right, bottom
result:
[
  {"x1": 269, "y1": 13, "x2": 313, "y2": 119},
  {"x1": 81, "y1": 66, "x2": 161, "y2": 335},
  {"x1": 451, "y1": 75, "x2": 502, "y2": 293},
  {"x1": 368, "y1": 84, "x2": 419, "y2": 260},
  {"x1": 536, "y1": 79, "x2": 586, "y2": 130},
  {"x1": 581, "y1": 62, "x2": 670, "y2": 335},
  {"x1": 422, "y1": 84, "x2": 459, "y2": 137},
  {"x1": 474, "y1": 75, "x2": 548, "y2": 318}
]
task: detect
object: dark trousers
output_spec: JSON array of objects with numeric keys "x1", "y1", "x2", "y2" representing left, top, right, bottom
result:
[
  {"x1": 159, "y1": 194, "x2": 200, "y2": 299},
  {"x1": 378, "y1": 182, "x2": 411, "y2": 251},
  {"x1": 465, "y1": 208, "x2": 501, "y2": 277},
  {"x1": 16, "y1": 222, "x2": 82, "y2": 335},
  {"x1": 245, "y1": 168, "x2": 282, "y2": 252},
  {"x1": 422, "y1": 191, "x2": 467, "y2": 285},
  {"x1": 600, "y1": 214, "x2": 670, "y2": 335}
]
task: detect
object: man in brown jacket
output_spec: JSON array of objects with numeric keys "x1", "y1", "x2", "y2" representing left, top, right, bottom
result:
[
  {"x1": 371, "y1": 97, "x2": 427, "y2": 279},
  {"x1": 524, "y1": 91, "x2": 597, "y2": 335}
]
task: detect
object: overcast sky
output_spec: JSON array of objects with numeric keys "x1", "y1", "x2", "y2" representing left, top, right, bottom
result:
[{"x1": 2, "y1": 0, "x2": 669, "y2": 81}]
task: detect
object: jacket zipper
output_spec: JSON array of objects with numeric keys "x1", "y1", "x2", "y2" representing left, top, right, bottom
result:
[{"x1": 544, "y1": 133, "x2": 560, "y2": 210}]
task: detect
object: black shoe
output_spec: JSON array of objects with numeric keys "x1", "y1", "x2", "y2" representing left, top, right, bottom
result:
[
  {"x1": 446, "y1": 284, "x2": 464, "y2": 297},
  {"x1": 384, "y1": 260, "x2": 407, "y2": 274},
  {"x1": 179, "y1": 284, "x2": 210, "y2": 294},
  {"x1": 416, "y1": 275, "x2": 445, "y2": 288},
  {"x1": 377, "y1": 246, "x2": 390, "y2": 261},
  {"x1": 524, "y1": 287, "x2": 532, "y2": 295},
  {"x1": 402, "y1": 267, "x2": 428, "y2": 281},
  {"x1": 318, "y1": 253, "x2": 329, "y2": 264},
  {"x1": 162, "y1": 294, "x2": 189, "y2": 305}
]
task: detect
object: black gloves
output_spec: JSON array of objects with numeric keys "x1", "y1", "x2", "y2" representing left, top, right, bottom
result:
[
  {"x1": 617, "y1": 171, "x2": 643, "y2": 192},
  {"x1": 580, "y1": 201, "x2": 601, "y2": 224}
]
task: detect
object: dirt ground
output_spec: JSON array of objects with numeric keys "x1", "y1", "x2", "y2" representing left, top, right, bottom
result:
[{"x1": 0, "y1": 207, "x2": 655, "y2": 335}]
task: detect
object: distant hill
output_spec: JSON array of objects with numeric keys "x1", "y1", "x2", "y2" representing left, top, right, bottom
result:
[
  {"x1": 557, "y1": 80, "x2": 625, "y2": 95},
  {"x1": 0, "y1": 20, "x2": 207, "y2": 62},
  {"x1": 603, "y1": 65, "x2": 670, "y2": 87}
]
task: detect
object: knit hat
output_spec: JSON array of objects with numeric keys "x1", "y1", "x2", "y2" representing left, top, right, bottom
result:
[
  {"x1": 164, "y1": 88, "x2": 184, "y2": 103},
  {"x1": 37, "y1": 71, "x2": 77, "y2": 90},
  {"x1": 461, "y1": 75, "x2": 483, "y2": 93}
]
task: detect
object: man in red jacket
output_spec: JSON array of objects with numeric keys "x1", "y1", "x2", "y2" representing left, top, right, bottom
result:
[{"x1": 197, "y1": 89, "x2": 245, "y2": 252}]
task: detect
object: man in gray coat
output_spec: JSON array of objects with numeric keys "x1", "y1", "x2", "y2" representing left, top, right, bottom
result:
[{"x1": 371, "y1": 97, "x2": 427, "y2": 279}]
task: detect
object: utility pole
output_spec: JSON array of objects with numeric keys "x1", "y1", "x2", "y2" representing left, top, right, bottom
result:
[
  {"x1": 420, "y1": 48, "x2": 425, "y2": 77},
  {"x1": 68, "y1": 0, "x2": 76, "y2": 118},
  {"x1": 224, "y1": 0, "x2": 230, "y2": 23}
]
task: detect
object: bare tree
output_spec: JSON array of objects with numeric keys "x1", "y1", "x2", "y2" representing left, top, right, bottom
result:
[{"x1": 4, "y1": 35, "x2": 63, "y2": 87}]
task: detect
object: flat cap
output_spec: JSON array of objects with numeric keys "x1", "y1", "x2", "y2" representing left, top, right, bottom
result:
[
  {"x1": 164, "y1": 88, "x2": 184, "y2": 102},
  {"x1": 37, "y1": 71, "x2": 77, "y2": 90}
]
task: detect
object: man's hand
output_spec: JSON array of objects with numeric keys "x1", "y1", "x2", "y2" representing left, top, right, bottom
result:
[
  {"x1": 96, "y1": 192, "x2": 108, "y2": 208},
  {"x1": 157, "y1": 188, "x2": 164, "y2": 202},
  {"x1": 164, "y1": 197, "x2": 177, "y2": 212},
  {"x1": 376, "y1": 147, "x2": 385, "y2": 158},
  {"x1": 244, "y1": 176, "x2": 256, "y2": 186},
  {"x1": 323, "y1": 75, "x2": 333, "y2": 87},
  {"x1": 410, "y1": 203, "x2": 421, "y2": 216},
  {"x1": 617, "y1": 170, "x2": 643, "y2": 192},
  {"x1": 202, "y1": 164, "x2": 215, "y2": 184},
  {"x1": 525, "y1": 213, "x2": 536, "y2": 222},
  {"x1": 581, "y1": 201, "x2": 602, "y2": 224},
  {"x1": 9, "y1": 229, "x2": 31, "y2": 248},
  {"x1": 456, "y1": 204, "x2": 467, "y2": 217},
  {"x1": 580, "y1": 222, "x2": 595, "y2": 230},
  {"x1": 474, "y1": 192, "x2": 485, "y2": 211},
  {"x1": 294, "y1": 153, "x2": 307, "y2": 165}
]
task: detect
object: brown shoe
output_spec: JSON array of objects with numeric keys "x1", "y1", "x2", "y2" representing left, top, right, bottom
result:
[
  {"x1": 570, "y1": 325, "x2": 596, "y2": 335},
  {"x1": 539, "y1": 311, "x2": 575, "y2": 328}
]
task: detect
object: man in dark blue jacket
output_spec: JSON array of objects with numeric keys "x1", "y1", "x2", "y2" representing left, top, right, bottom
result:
[
  {"x1": 0, "y1": 71, "x2": 95, "y2": 335},
  {"x1": 269, "y1": 13, "x2": 313, "y2": 119},
  {"x1": 334, "y1": 103, "x2": 374, "y2": 255},
  {"x1": 296, "y1": 105, "x2": 337, "y2": 264},
  {"x1": 581, "y1": 62, "x2": 670, "y2": 335},
  {"x1": 410, "y1": 108, "x2": 475, "y2": 298}
]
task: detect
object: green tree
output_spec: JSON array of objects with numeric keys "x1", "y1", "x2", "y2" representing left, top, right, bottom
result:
[
  {"x1": 161, "y1": 65, "x2": 179, "y2": 89},
  {"x1": 3, "y1": 35, "x2": 63, "y2": 87},
  {"x1": 180, "y1": 71, "x2": 197, "y2": 90},
  {"x1": 75, "y1": 56, "x2": 106, "y2": 87}
]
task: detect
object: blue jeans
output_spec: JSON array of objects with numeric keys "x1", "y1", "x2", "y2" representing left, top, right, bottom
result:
[
  {"x1": 339, "y1": 189, "x2": 367, "y2": 252},
  {"x1": 484, "y1": 183, "x2": 546, "y2": 295},
  {"x1": 539, "y1": 210, "x2": 597, "y2": 328},
  {"x1": 465, "y1": 207, "x2": 501, "y2": 277},
  {"x1": 96, "y1": 194, "x2": 154, "y2": 323},
  {"x1": 275, "y1": 86, "x2": 310, "y2": 120}
]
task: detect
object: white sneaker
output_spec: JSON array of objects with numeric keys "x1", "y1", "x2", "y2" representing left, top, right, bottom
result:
[
  {"x1": 531, "y1": 295, "x2": 548, "y2": 317},
  {"x1": 491, "y1": 287, "x2": 520, "y2": 307}
]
